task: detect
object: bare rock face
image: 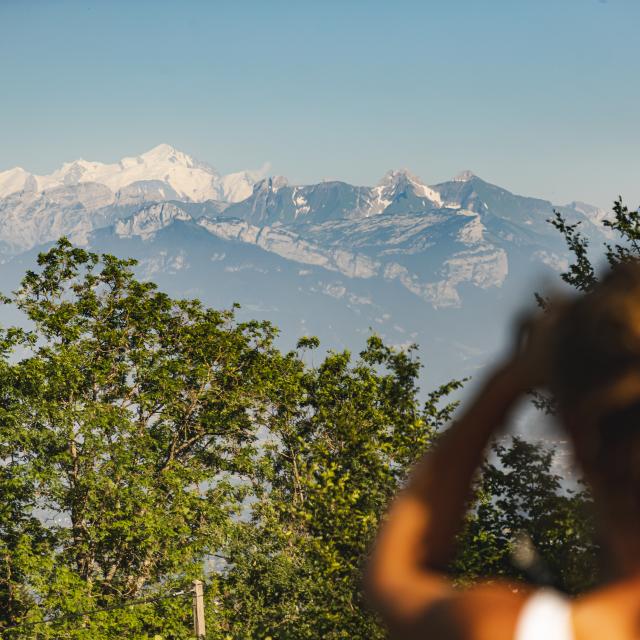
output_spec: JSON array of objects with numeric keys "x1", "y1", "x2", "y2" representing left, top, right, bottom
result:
[
  {"x1": 0, "y1": 148, "x2": 606, "y2": 315},
  {"x1": 198, "y1": 217, "x2": 379, "y2": 279},
  {"x1": 115, "y1": 203, "x2": 193, "y2": 241},
  {"x1": 0, "y1": 152, "x2": 614, "y2": 384}
]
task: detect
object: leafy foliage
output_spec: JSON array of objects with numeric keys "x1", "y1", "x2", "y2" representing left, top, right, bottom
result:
[
  {"x1": 0, "y1": 232, "x2": 615, "y2": 637},
  {"x1": 0, "y1": 239, "x2": 464, "y2": 638},
  {"x1": 0, "y1": 239, "x2": 289, "y2": 638},
  {"x1": 549, "y1": 211, "x2": 597, "y2": 292},
  {"x1": 524, "y1": 195, "x2": 640, "y2": 592},
  {"x1": 550, "y1": 196, "x2": 640, "y2": 290},
  {"x1": 214, "y1": 339, "x2": 463, "y2": 639},
  {"x1": 453, "y1": 437, "x2": 598, "y2": 595}
]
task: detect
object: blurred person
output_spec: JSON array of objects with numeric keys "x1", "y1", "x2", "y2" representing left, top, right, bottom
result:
[{"x1": 367, "y1": 261, "x2": 640, "y2": 639}]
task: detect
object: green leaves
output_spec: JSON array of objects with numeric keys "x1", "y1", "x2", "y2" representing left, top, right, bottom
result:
[
  {"x1": 550, "y1": 196, "x2": 640, "y2": 291},
  {"x1": 0, "y1": 239, "x2": 290, "y2": 638},
  {"x1": 549, "y1": 211, "x2": 597, "y2": 291},
  {"x1": 216, "y1": 335, "x2": 460, "y2": 639},
  {"x1": 533, "y1": 195, "x2": 640, "y2": 590},
  {"x1": 452, "y1": 437, "x2": 598, "y2": 594},
  {"x1": 0, "y1": 234, "x2": 604, "y2": 638}
]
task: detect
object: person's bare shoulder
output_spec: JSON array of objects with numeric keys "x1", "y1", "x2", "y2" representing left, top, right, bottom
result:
[{"x1": 572, "y1": 581, "x2": 640, "y2": 640}]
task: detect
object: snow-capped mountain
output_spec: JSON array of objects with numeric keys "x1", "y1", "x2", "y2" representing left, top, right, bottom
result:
[
  {"x1": 0, "y1": 145, "x2": 267, "y2": 252},
  {"x1": 106, "y1": 179, "x2": 554, "y2": 310},
  {"x1": 0, "y1": 143, "x2": 266, "y2": 202},
  {"x1": 370, "y1": 169, "x2": 442, "y2": 213},
  {"x1": 0, "y1": 145, "x2": 612, "y2": 384},
  {"x1": 220, "y1": 168, "x2": 443, "y2": 226}
]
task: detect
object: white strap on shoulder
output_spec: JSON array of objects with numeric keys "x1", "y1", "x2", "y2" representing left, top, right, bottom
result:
[{"x1": 514, "y1": 589, "x2": 574, "y2": 640}]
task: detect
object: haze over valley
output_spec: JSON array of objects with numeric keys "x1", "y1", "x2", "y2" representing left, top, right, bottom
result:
[{"x1": 0, "y1": 144, "x2": 613, "y2": 389}]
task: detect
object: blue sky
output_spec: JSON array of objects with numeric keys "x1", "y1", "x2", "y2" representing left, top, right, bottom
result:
[{"x1": 1, "y1": 0, "x2": 638, "y2": 208}]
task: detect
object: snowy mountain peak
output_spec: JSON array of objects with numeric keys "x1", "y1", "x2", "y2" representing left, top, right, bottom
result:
[
  {"x1": 253, "y1": 176, "x2": 289, "y2": 194},
  {"x1": 0, "y1": 145, "x2": 267, "y2": 202},
  {"x1": 136, "y1": 143, "x2": 204, "y2": 170},
  {"x1": 378, "y1": 168, "x2": 421, "y2": 187},
  {"x1": 142, "y1": 143, "x2": 180, "y2": 158},
  {"x1": 0, "y1": 167, "x2": 33, "y2": 196},
  {"x1": 453, "y1": 170, "x2": 476, "y2": 182},
  {"x1": 376, "y1": 169, "x2": 442, "y2": 206},
  {"x1": 50, "y1": 159, "x2": 101, "y2": 186}
]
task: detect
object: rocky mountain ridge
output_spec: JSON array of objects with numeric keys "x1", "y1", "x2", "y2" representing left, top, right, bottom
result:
[{"x1": 0, "y1": 145, "x2": 612, "y2": 382}]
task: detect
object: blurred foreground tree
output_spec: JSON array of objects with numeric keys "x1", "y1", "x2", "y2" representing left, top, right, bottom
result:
[{"x1": 490, "y1": 196, "x2": 640, "y2": 595}]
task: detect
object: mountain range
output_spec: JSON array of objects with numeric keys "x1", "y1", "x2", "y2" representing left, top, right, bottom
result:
[{"x1": 0, "y1": 144, "x2": 610, "y2": 386}]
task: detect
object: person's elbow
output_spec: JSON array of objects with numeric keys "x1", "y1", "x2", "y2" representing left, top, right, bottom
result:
[{"x1": 365, "y1": 544, "x2": 451, "y2": 629}]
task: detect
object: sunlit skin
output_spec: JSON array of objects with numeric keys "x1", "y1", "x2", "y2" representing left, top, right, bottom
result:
[{"x1": 366, "y1": 302, "x2": 640, "y2": 640}]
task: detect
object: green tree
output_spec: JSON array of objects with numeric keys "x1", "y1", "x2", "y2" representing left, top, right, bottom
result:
[
  {"x1": 550, "y1": 197, "x2": 640, "y2": 291},
  {"x1": 214, "y1": 337, "x2": 463, "y2": 639},
  {"x1": 470, "y1": 197, "x2": 640, "y2": 596},
  {"x1": 0, "y1": 238, "x2": 292, "y2": 638},
  {"x1": 0, "y1": 239, "x2": 463, "y2": 639},
  {"x1": 0, "y1": 222, "x2": 614, "y2": 638},
  {"x1": 453, "y1": 437, "x2": 598, "y2": 595}
]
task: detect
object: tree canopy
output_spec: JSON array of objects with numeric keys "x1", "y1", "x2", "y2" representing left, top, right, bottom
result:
[
  {"x1": 0, "y1": 239, "x2": 291, "y2": 637},
  {"x1": 0, "y1": 239, "x2": 462, "y2": 638},
  {"x1": 0, "y1": 224, "x2": 624, "y2": 637}
]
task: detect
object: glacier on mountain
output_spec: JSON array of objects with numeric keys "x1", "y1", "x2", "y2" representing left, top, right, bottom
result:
[{"x1": 0, "y1": 144, "x2": 267, "y2": 203}]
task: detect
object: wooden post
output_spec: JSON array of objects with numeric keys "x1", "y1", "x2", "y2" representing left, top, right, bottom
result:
[{"x1": 192, "y1": 579, "x2": 206, "y2": 638}]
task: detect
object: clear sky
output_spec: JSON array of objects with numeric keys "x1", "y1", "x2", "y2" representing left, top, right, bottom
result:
[{"x1": 1, "y1": 0, "x2": 638, "y2": 208}]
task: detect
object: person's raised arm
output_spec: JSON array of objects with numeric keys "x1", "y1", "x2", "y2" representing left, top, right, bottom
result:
[{"x1": 366, "y1": 315, "x2": 553, "y2": 638}]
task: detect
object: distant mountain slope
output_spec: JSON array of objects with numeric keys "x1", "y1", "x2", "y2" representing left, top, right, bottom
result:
[
  {"x1": 0, "y1": 145, "x2": 607, "y2": 257},
  {"x1": 222, "y1": 169, "x2": 443, "y2": 226},
  {"x1": 433, "y1": 171, "x2": 608, "y2": 237},
  {"x1": 0, "y1": 145, "x2": 612, "y2": 384}
]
